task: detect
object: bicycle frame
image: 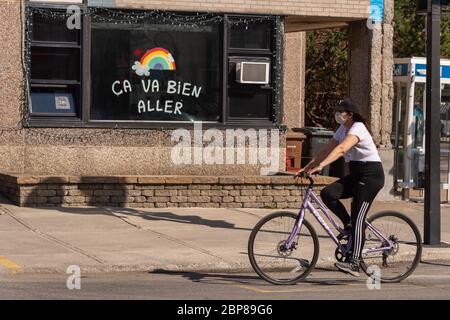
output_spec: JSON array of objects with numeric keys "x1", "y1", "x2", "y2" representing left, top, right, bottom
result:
[{"x1": 285, "y1": 184, "x2": 395, "y2": 256}]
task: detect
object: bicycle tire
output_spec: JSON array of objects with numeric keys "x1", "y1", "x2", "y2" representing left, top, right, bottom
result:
[
  {"x1": 361, "y1": 211, "x2": 422, "y2": 283},
  {"x1": 248, "y1": 211, "x2": 320, "y2": 285}
]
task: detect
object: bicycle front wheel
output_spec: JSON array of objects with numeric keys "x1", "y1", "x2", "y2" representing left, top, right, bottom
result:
[
  {"x1": 248, "y1": 211, "x2": 319, "y2": 285},
  {"x1": 361, "y1": 211, "x2": 422, "y2": 283}
]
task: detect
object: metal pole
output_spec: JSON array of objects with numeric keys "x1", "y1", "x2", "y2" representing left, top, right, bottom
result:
[
  {"x1": 404, "y1": 63, "x2": 416, "y2": 199},
  {"x1": 424, "y1": 0, "x2": 441, "y2": 245},
  {"x1": 393, "y1": 83, "x2": 401, "y2": 191}
]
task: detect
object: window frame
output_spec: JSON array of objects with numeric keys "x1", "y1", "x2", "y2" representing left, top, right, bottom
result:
[
  {"x1": 26, "y1": 1, "x2": 84, "y2": 123},
  {"x1": 226, "y1": 15, "x2": 282, "y2": 127},
  {"x1": 25, "y1": 3, "x2": 284, "y2": 129}
]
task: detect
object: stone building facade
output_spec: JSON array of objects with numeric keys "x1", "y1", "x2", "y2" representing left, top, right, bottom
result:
[{"x1": 0, "y1": 0, "x2": 395, "y2": 206}]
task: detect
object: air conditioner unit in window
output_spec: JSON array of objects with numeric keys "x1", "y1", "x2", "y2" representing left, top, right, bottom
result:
[{"x1": 236, "y1": 61, "x2": 270, "y2": 84}]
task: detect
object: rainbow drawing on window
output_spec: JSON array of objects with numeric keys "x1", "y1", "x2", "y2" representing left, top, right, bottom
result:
[{"x1": 132, "y1": 47, "x2": 176, "y2": 77}]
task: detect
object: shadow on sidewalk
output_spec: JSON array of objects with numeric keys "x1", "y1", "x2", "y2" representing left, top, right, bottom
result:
[
  {"x1": 99, "y1": 208, "x2": 337, "y2": 239},
  {"x1": 0, "y1": 194, "x2": 241, "y2": 231},
  {"x1": 100, "y1": 207, "x2": 239, "y2": 230},
  {"x1": 149, "y1": 268, "x2": 363, "y2": 287},
  {"x1": 0, "y1": 193, "x2": 341, "y2": 238},
  {"x1": 420, "y1": 260, "x2": 450, "y2": 267},
  {"x1": 0, "y1": 194, "x2": 352, "y2": 239},
  {"x1": 149, "y1": 269, "x2": 261, "y2": 285},
  {"x1": 0, "y1": 179, "x2": 243, "y2": 231},
  {"x1": 57, "y1": 207, "x2": 253, "y2": 231},
  {"x1": 303, "y1": 278, "x2": 363, "y2": 286}
]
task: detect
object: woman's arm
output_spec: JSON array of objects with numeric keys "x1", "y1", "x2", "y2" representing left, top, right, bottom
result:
[{"x1": 308, "y1": 134, "x2": 359, "y2": 174}]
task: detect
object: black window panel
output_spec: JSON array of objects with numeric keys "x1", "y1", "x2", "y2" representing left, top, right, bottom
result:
[
  {"x1": 90, "y1": 20, "x2": 222, "y2": 122},
  {"x1": 31, "y1": 47, "x2": 80, "y2": 81},
  {"x1": 32, "y1": 12, "x2": 80, "y2": 43},
  {"x1": 26, "y1": 8, "x2": 279, "y2": 127},
  {"x1": 30, "y1": 84, "x2": 79, "y2": 116},
  {"x1": 228, "y1": 88, "x2": 271, "y2": 119},
  {"x1": 230, "y1": 20, "x2": 272, "y2": 50}
]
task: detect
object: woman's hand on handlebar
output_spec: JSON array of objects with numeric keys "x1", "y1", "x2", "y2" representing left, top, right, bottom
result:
[
  {"x1": 295, "y1": 169, "x2": 311, "y2": 179},
  {"x1": 295, "y1": 166, "x2": 322, "y2": 179},
  {"x1": 294, "y1": 168, "x2": 306, "y2": 178},
  {"x1": 308, "y1": 164, "x2": 324, "y2": 175}
]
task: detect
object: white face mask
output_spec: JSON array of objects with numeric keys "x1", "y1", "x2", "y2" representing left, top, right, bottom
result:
[{"x1": 335, "y1": 112, "x2": 346, "y2": 125}]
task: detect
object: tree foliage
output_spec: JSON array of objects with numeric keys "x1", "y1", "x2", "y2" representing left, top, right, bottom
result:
[
  {"x1": 394, "y1": 0, "x2": 450, "y2": 58},
  {"x1": 304, "y1": 0, "x2": 450, "y2": 128},
  {"x1": 394, "y1": 0, "x2": 426, "y2": 57},
  {"x1": 304, "y1": 29, "x2": 348, "y2": 129}
]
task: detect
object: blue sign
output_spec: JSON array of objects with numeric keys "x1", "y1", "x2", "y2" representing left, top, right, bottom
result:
[
  {"x1": 415, "y1": 64, "x2": 450, "y2": 79},
  {"x1": 370, "y1": 0, "x2": 384, "y2": 23},
  {"x1": 393, "y1": 63, "x2": 450, "y2": 79}
]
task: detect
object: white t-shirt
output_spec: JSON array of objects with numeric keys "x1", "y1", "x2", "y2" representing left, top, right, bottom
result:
[{"x1": 333, "y1": 122, "x2": 381, "y2": 163}]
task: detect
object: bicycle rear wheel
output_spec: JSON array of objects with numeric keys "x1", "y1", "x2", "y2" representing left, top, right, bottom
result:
[
  {"x1": 248, "y1": 211, "x2": 319, "y2": 285},
  {"x1": 361, "y1": 211, "x2": 422, "y2": 283}
]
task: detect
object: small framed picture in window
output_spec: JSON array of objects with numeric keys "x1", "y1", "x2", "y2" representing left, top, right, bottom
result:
[{"x1": 55, "y1": 95, "x2": 71, "y2": 110}]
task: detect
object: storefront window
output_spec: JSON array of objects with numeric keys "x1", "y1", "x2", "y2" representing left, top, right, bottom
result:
[
  {"x1": 26, "y1": 7, "x2": 280, "y2": 127},
  {"x1": 31, "y1": 47, "x2": 80, "y2": 80},
  {"x1": 227, "y1": 18, "x2": 273, "y2": 121},
  {"x1": 32, "y1": 13, "x2": 80, "y2": 43},
  {"x1": 90, "y1": 19, "x2": 221, "y2": 122},
  {"x1": 29, "y1": 10, "x2": 81, "y2": 117},
  {"x1": 228, "y1": 88, "x2": 271, "y2": 118},
  {"x1": 230, "y1": 20, "x2": 272, "y2": 50}
]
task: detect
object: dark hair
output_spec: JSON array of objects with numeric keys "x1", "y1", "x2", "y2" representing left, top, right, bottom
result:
[
  {"x1": 351, "y1": 112, "x2": 367, "y2": 126},
  {"x1": 348, "y1": 111, "x2": 371, "y2": 134}
]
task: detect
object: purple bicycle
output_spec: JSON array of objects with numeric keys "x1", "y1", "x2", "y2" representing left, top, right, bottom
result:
[{"x1": 248, "y1": 173, "x2": 422, "y2": 285}]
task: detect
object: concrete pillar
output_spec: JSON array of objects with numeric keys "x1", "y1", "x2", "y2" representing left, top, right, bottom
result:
[
  {"x1": 283, "y1": 32, "x2": 306, "y2": 129},
  {"x1": 0, "y1": 0, "x2": 25, "y2": 173},
  {"x1": 381, "y1": 0, "x2": 394, "y2": 149},
  {"x1": 348, "y1": 21, "x2": 371, "y2": 123},
  {"x1": 348, "y1": 0, "x2": 395, "y2": 200}
]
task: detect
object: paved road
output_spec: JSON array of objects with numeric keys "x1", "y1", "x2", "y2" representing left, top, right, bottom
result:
[{"x1": 1, "y1": 260, "x2": 449, "y2": 300}]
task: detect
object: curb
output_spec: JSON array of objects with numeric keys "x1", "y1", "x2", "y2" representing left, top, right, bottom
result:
[{"x1": 5, "y1": 249, "x2": 449, "y2": 276}]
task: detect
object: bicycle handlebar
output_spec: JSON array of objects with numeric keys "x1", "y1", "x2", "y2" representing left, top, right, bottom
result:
[{"x1": 294, "y1": 171, "x2": 315, "y2": 187}]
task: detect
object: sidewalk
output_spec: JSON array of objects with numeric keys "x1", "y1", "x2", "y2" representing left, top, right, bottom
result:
[{"x1": 0, "y1": 195, "x2": 449, "y2": 274}]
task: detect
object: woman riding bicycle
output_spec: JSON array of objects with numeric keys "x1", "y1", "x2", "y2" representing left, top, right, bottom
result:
[{"x1": 298, "y1": 98, "x2": 385, "y2": 277}]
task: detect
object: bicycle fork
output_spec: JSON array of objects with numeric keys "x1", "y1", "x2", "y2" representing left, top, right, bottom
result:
[{"x1": 283, "y1": 195, "x2": 309, "y2": 251}]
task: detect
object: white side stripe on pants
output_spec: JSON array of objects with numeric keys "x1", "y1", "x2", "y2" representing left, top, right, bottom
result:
[
  {"x1": 353, "y1": 202, "x2": 365, "y2": 259},
  {"x1": 356, "y1": 201, "x2": 370, "y2": 259},
  {"x1": 353, "y1": 201, "x2": 370, "y2": 260}
]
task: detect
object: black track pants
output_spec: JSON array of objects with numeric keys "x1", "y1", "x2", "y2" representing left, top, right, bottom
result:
[{"x1": 320, "y1": 161, "x2": 385, "y2": 260}]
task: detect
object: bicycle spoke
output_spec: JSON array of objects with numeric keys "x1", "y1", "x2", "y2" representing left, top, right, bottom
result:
[
  {"x1": 362, "y1": 212, "x2": 421, "y2": 282},
  {"x1": 249, "y1": 212, "x2": 318, "y2": 284}
]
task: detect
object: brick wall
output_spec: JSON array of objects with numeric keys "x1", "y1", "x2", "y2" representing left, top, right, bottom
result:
[
  {"x1": 0, "y1": 173, "x2": 337, "y2": 208},
  {"x1": 26, "y1": 0, "x2": 371, "y2": 19},
  {"x1": 117, "y1": 0, "x2": 371, "y2": 19}
]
